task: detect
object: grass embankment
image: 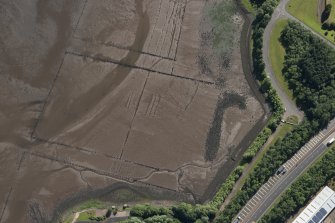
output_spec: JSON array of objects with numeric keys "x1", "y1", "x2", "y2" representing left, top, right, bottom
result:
[
  {"x1": 287, "y1": 0, "x2": 335, "y2": 43},
  {"x1": 269, "y1": 19, "x2": 294, "y2": 101},
  {"x1": 62, "y1": 200, "x2": 107, "y2": 223},
  {"x1": 330, "y1": 0, "x2": 335, "y2": 22},
  {"x1": 240, "y1": 117, "x2": 296, "y2": 186},
  {"x1": 241, "y1": 0, "x2": 255, "y2": 14},
  {"x1": 77, "y1": 210, "x2": 95, "y2": 221}
]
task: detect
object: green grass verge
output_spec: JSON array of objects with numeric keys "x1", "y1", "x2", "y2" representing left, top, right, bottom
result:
[
  {"x1": 269, "y1": 19, "x2": 294, "y2": 101},
  {"x1": 241, "y1": 0, "x2": 255, "y2": 14},
  {"x1": 74, "y1": 200, "x2": 106, "y2": 211},
  {"x1": 286, "y1": 0, "x2": 335, "y2": 43},
  {"x1": 330, "y1": 0, "x2": 335, "y2": 22},
  {"x1": 77, "y1": 210, "x2": 95, "y2": 221},
  {"x1": 239, "y1": 117, "x2": 296, "y2": 186},
  {"x1": 251, "y1": 120, "x2": 295, "y2": 168},
  {"x1": 63, "y1": 214, "x2": 74, "y2": 223}
]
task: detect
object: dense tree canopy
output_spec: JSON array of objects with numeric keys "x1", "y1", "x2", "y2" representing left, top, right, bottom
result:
[{"x1": 281, "y1": 22, "x2": 335, "y2": 127}]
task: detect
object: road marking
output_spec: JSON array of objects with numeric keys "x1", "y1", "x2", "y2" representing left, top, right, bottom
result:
[
  {"x1": 255, "y1": 193, "x2": 262, "y2": 200},
  {"x1": 299, "y1": 151, "x2": 306, "y2": 157},
  {"x1": 258, "y1": 190, "x2": 265, "y2": 196},
  {"x1": 292, "y1": 156, "x2": 299, "y2": 162},
  {"x1": 264, "y1": 184, "x2": 271, "y2": 190},
  {"x1": 299, "y1": 150, "x2": 306, "y2": 156},
  {"x1": 239, "y1": 212, "x2": 246, "y2": 218},
  {"x1": 296, "y1": 153, "x2": 303, "y2": 159},
  {"x1": 310, "y1": 141, "x2": 317, "y2": 146},
  {"x1": 289, "y1": 159, "x2": 296, "y2": 167},
  {"x1": 250, "y1": 199, "x2": 257, "y2": 206},
  {"x1": 306, "y1": 144, "x2": 312, "y2": 150},
  {"x1": 301, "y1": 147, "x2": 309, "y2": 153},
  {"x1": 267, "y1": 180, "x2": 274, "y2": 186},
  {"x1": 286, "y1": 161, "x2": 293, "y2": 168},
  {"x1": 241, "y1": 209, "x2": 248, "y2": 216},
  {"x1": 244, "y1": 205, "x2": 251, "y2": 212},
  {"x1": 316, "y1": 135, "x2": 323, "y2": 140},
  {"x1": 246, "y1": 203, "x2": 254, "y2": 210}
]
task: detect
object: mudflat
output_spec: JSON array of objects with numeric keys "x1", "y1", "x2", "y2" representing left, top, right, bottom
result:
[{"x1": 0, "y1": 0, "x2": 267, "y2": 222}]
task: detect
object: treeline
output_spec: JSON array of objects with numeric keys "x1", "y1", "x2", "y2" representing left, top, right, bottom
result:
[
  {"x1": 260, "y1": 147, "x2": 335, "y2": 222},
  {"x1": 209, "y1": 166, "x2": 244, "y2": 209},
  {"x1": 281, "y1": 22, "x2": 335, "y2": 128},
  {"x1": 241, "y1": 127, "x2": 272, "y2": 162},
  {"x1": 250, "y1": 0, "x2": 284, "y2": 132},
  {"x1": 216, "y1": 18, "x2": 335, "y2": 223},
  {"x1": 121, "y1": 203, "x2": 216, "y2": 223}
]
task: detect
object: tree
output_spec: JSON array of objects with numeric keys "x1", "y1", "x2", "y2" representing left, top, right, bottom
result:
[{"x1": 322, "y1": 4, "x2": 332, "y2": 23}]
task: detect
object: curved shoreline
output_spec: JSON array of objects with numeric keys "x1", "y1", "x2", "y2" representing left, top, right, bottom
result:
[{"x1": 199, "y1": 0, "x2": 271, "y2": 202}]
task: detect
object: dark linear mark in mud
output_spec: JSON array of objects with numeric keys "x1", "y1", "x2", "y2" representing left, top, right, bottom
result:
[
  {"x1": 167, "y1": 0, "x2": 187, "y2": 59},
  {"x1": 0, "y1": 187, "x2": 13, "y2": 223},
  {"x1": 173, "y1": 0, "x2": 187, "y2": 60},
  {"x1": 30, "y1": 56, "x2": 66, "y2": 139},
  {"x1": 120, "y1": 72, "x2": 150, "y2": 159},
  {"x1": 31, "y1": 136, "x2": 161, "y2": 172},
  {"x1": 67, "y1": 50, "x2": 215, "y2": 85},
  {"x1": 24, "y1": 151, "x2": 186, "y2": 201},
  {"x1": 30, "y1": 0, "x2": 88, "y2": 139},
  {"x1": 205, "y1": 92, "x2": 246, "y2": 161},
  {"x1": 72, "y1": 0, "x2": 88, "y2": 37},
  {"x1": 73, "y1": 36, "x2": 176, "y2": 61}
]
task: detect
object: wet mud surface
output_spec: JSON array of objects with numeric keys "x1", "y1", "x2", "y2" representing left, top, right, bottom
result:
[{"x1": 0, "y1": 0, "x2": 268, "y2": 222}]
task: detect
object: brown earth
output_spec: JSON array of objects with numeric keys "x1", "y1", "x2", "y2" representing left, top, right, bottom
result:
[{"x1": 0, "y1": 0, "x2": 267, "y2": 222}]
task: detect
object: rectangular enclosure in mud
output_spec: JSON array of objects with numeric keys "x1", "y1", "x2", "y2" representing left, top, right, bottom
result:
[{"x1": 0, "y1": 0, "x2": 267, "y2": 222}]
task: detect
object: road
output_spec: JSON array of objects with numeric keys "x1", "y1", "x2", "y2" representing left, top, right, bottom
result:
[
  {"x1": 232, "y1": 0, "x2": 335, "y2": 221},
  {"x1": 248, "y1": 130, "x2": 335, "y2": 222},
  {"x1": 234, "y1": 119, "x2": 335, "y2": 223}
]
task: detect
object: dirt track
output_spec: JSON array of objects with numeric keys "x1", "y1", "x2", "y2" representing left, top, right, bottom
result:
[{"x1": 0, "y1": 0, "x2": 268, "y2": 222}]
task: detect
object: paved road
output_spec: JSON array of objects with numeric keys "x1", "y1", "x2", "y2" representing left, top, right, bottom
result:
[
  {"x1": 249, "y1": 131, "x2": 335, "y2": 222},
  {"x1": 234, "y1": 119, "x2": 335, "y2": 223}
]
